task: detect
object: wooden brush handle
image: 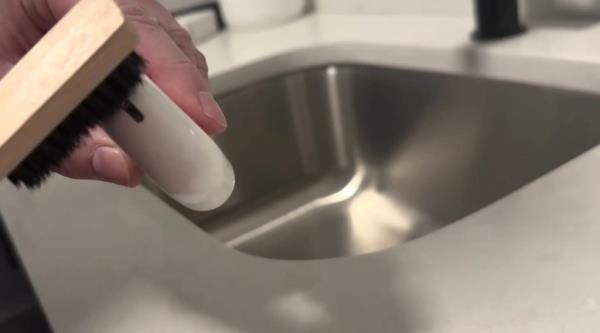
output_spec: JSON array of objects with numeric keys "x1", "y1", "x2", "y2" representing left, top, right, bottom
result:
[{"x1": 0, "y1": 0, "x2": 137, "y2": 181}]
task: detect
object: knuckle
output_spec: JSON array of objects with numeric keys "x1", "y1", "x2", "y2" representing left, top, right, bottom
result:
[
  {"x1": 147, "y1": 56, "x2": 196, "y2": 77},
  {"x1": 166, "y1": 27, "x2": 209, "y2": 72},
  {"x1": 195, "y1": 50, "x2": 209, "y2": 72},
  {"x1": 167, "y1": 27, "x2": 194, "y2": 45},
  {"x1": 119, "y1": 4, "x2": 161, "y2": 30},
  {"x1": 168, "y1": 57, "x2": 194, "y2": 68}
]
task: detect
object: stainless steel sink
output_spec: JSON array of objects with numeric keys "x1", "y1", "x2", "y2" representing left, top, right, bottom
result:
[{"x1": 149, "y1": 65, "x2": 600, "y2": 260}]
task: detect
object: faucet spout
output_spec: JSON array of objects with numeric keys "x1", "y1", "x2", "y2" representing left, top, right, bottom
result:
[{"x1": 473, "y1": 0, "x2": 525, "y2": 40}]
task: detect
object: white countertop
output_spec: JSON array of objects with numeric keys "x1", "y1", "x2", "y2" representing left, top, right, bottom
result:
[
  {"x1": 202, "y1": 14, "x2": 600, "y2": 95},
  {"x1": 3, "y1": 14, "x2": 600, "y2": 332}
]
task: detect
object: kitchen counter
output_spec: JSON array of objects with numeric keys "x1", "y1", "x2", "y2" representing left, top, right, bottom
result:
[{"x1": 3, "y1": 14, "x2": 600, "y2": 332}]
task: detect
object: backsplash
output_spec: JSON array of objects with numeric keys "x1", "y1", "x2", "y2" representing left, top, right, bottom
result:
[
  {"x1": 158, "y1": 0, "x2": 215, "y2": 12},
  {"x1": 314, "y1": 0, "x2": 472, "y2": 16},
  {"x1": 314, "y1": 0, "x2": 600, "y2": 18}
]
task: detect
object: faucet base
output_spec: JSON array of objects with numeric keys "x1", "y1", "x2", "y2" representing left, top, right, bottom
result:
[
  {"x1": 473, "y1": 0, "x2": 525, "y2": 41},
  {"x1": 472, "y1": 25, "x2": 526, "y2": 41}
]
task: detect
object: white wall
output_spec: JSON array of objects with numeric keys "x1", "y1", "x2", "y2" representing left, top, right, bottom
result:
[
  {"x1": 158, "y1": 0, "x2": 600, "y2": 18},
  {"x1": 314, "y1": 0, "x2": 472, "y2": 17}
]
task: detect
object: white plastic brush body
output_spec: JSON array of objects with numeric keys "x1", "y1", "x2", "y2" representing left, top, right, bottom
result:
[{"x1": 104, "y1": 75, "x2": 235, "y2": 211}]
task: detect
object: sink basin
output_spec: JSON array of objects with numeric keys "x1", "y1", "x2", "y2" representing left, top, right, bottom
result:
[{"x1": 149, "y1": 65, "x2": 600, "y2": 260}]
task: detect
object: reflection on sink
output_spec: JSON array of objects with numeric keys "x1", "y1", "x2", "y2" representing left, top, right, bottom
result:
[{"x1": 148, "y1": 65, "x2": 600, "y2": 260}]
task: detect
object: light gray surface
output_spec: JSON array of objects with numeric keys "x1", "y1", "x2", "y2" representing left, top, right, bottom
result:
[
  {"x1": 2, "y1": 56, "x2": 600, "y2": 331},
  {"x1": 3, "y1": 126, "x2": 600, "y2": 332}
]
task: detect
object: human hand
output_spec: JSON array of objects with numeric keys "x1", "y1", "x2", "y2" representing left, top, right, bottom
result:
[{"x1": 0, "y1": 0, "x2": 226, "y2": 187}]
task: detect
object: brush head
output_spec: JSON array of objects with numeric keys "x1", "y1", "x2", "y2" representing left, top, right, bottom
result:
[{"x1": 8, "y1": 52, "x2": 144, "y2": 188}]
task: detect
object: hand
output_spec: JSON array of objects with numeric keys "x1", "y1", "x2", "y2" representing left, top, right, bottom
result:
[{"x1": 0, "y1": 0, "x2": 227, "y2": 187}]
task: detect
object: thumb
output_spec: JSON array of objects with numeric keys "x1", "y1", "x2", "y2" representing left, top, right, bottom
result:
[{"x1": 55, "y1": 127, "x2": 141, "y2": 187}]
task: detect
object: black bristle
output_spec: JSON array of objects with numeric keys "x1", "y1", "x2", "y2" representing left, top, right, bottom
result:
[{"x1": 8, "y1": 53, "x2": 145, "y2": 188}]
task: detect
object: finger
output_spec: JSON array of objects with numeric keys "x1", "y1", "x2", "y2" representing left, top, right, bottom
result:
[
  {"x1": 55, "y1": 127, "x2": 141, "y2": 187},
  {"x1": 119, "y1": 2, "x2": 227, "y2": 134},
  {"x1": 47, "y1": 0, "x2": 227, "y2": 134},
  {"x1": 131, "y1": 0, "x2": 208, "y2": 72},
  {"x1": 46, "y1": 0, "x2": 203, "y2": 69}
]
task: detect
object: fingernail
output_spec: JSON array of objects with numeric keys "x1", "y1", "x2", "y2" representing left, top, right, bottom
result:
[
  {"x1": 198, "y1": 92, "x2": 227, "y2": 129},
  {"x1": 92, "y1": 147, "x2": 132, "y2": 187}
]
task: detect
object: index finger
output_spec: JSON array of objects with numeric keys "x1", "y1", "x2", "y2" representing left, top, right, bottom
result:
[
  {"x1": 46, "y1": 0, "x2": 226, "y2": 134},
  {"x1": 130, "y1": 0, "x2": 208, "y2": 73}
]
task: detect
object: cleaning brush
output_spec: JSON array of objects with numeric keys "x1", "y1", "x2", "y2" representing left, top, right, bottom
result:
[
  {"x1": 0, "y1": 0, "x2": 234, "y2": 211},
  {"x1": 8, "y1": 53, "x2": 144, "y2": 188}
]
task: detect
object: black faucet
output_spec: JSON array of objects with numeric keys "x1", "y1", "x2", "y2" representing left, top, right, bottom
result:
[{"x1": 473, "y1": 0, "x2": 525, "y2": 41}]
